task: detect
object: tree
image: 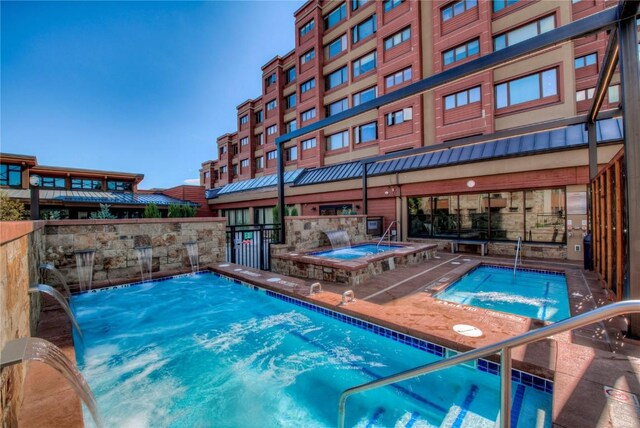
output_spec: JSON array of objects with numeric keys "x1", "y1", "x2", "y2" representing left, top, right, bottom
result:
[
  {"x1": 0, "y1": 191, "x2": 26, "y2": 221},
  {"x1": 289, "y1": 206, "x2": 299, "y2": 216},
  {"x1": 272, "y1": 205, "x2": 279, "y2": 224},
  {"x1": 143, "y1": 203, "x2": 162, "y2": 218},
  {"x1": 90, "y1": 204, "x2": 117, "y2": 219},
  {"x1": 168, "y1": 204, "x2": 196, "y2": 218}
]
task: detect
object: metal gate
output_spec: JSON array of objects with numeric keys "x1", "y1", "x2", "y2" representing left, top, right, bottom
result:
[{"x1": 226, "y1": 224, "x2": 280, "y2": 270}]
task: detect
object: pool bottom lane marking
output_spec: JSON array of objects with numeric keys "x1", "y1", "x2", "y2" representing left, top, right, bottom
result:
[
  {"x1": 510, "y1": 384, "x2": 526, "y2": 428},
  {"x1": 362, "y1": 256, "x2": 462, "y2": 301},
  {"x1": 451, "y1": 384, "x2": 479, "y2": 428}
]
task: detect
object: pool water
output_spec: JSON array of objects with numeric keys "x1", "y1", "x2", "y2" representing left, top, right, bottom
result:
[
  {"x1": 435, "y1": 265, "x2": 570, "y2": 322},
  {"x1": 72, "y1": 273, "x2": 552, "y2": 427},
  {"x1": 311, "y1": 243, "x2": 401, "y2": 260}
]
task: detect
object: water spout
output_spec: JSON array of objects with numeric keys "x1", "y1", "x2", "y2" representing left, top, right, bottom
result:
[
  {"x1": 134, "y1": 246, "x2": 153, "y2": 281},
  {"x1": 39, "y1": 263, "x2": 71, "y2": 298},
  {"x1": 74, "y1": 250, "x2": 95, "y2": 292},
  {"x1": 29, "y1": 284, "x2": 83, "y2": 340},
  {"x1": 183, "y1": 241, "x2": 199, "y2": 273},
  {"x1": 323, "y1": 230, "x2": 351, "y2": 249},
  {"x1": 0, "y1": 338, "x2": 104, "y2": 428}
]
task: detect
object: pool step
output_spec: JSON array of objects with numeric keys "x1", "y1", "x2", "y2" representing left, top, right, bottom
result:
[
  {"x1": 355, "y1": 408, "x2": 438, "y2": 428},
  {"x1": 438, "y1": 384, "x2": 495, "y2": 428}
]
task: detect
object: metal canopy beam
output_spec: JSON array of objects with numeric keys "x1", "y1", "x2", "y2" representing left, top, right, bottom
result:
[
  {"x1": 618, "y1": 15, "x2": 640, "y2": 336},
  {"x1": 275, "y1": 5, "x2": 621, "y2": 244}
]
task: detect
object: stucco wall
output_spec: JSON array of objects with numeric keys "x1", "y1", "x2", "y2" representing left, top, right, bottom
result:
[
  {"x1": 282, "y1": 215, "x2": 369, "y2": 252},
  {"x1": 43, "y1": 218, "x2": 227, "y2": 287},
  {"x1": 0, "y1": 222, "x2": 44, "y2": 427}
]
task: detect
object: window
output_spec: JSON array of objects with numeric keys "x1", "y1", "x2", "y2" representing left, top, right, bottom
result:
[
  {"x1": 301, "y1": 48, "x2": 315, "y2": 65},
  {"x1": 232, "y1": 144, "x2": 238, "y2": 155},
  {"x1": 386, "y1": 108, "x2": 412, "y2": 125},
  {"x1": 286, "y1": 119, "x2": 297, "y2": 133},
  {"x1": 240, "y1": 137, "x2": 249, "y2": 146},
  {"x1": 384, "y1": 0, "x2": 403, "y2": 12},
  {"x1": 256, "y1": 133, "x2": 264, "y2": 145},
  {"x1": 301, "y1": 108, "x2": 317, "y2": 121},
  {"x1": 220, "y1": 165, "x2": 228, "y2": 174},
  {"x1": 576, "y1": 87, "x2": 595, "y2": 102},
  {"x1": 219, "y1": 145, "x2": 227, "y2": 155},
  {"x1": 285, "y1": 93, "x2": 297, "y2": 109},
  {"x1": 301, "y1": 78, "x2": 316, "y2": 93},
  {"x1": 353, "y1": 86, "x2": 377, "y2": 106},
  {"x1": 71, "y1": 178, "x2": 102, "y2": 190},
  {"x1": 0, "y1": 165, "x2": 21, "y2": 187},
  {"x1": 325, "y1": 66, "x2": 348, "y2": 90},
  {"x1": 285, "y1": 146, "x2": 298, "y2": 162},
  {"x1": 267, "y1": 150, "x2": 277, "y2": 160},
  {"x1": 384, "y1": 27, "x2": 410, "y2": 51},
  {"x1": 352, "y1": 0, "x2": 369, "y2": 11},
  {"x1": 353, "y1": 51, "x2": 376, "y2": 77},
  {"x1": 107, "y1": 181, "x2": 132, "y2": 191},
  {"x1": 444, "y1": 86, "x2": 481, "y2": 110},
  {"x1": 40, "y1": 176, "x2": 65, "y2": 188},
  {"x1": 325, "y1": 34, "x2": 347, "y2": 59},
  {"x1": 385, "y1": 66, "x2": 412, "y2": 89},
  {"x1": 267, "y1": 125, "x2": 278, "y2": 135},
  {"x1": 495, "y1": 68, "x2": 558, "y2": 109},
  {"x1": 240, "y1": 115, "x2": 248, "y2": 125},
  {"x1": 575, "y1": 53, "x2": 597, "y2": 69},
  {"x1": 285, "y1": 66, "x2": 296, "y2": 84},
  {"x1": 325, "y1": 3, "x2": 346, "y2": 30},
  {"x1": 608, "y1": 85, "x2": 620, "y2": 103},
  {"x1": 255, "y1": 110, "x2": 263, "y2": 123},
  {"x1": 352, "y1": 14, "x2": 376, "y2": 43},
  {"x1": 493, "y1": 0, "x2": 519, "y2": 13},
  {"x1": 256, "y1": 156, "x2": 264, "y2": 170},
  {"x1": 443, "y1": 38, "x2": 479, "y2": 66},
  {"x1": 232, "y1": 164, "x2": 238, "y2": 176},
  {"x1": 241, "y1": 159, "x2": 250, "y2": 169},
  {"x1": 302, "y1": 137, "x2": 317, "y2": 150},
  {"x1": 223, "y1": 208, "x2": 249, "y2": 226},
  {"x1": 300, "y1": 19, "x2": 314, "y2": 37},
  {"x1": 265, "y1": 73, "x2": 276, "y2": 86},
  {"x1": 441, "y1": 0, "x2": 477, "y2": 22},
  {"x1": 266, "y1": 99, "x2": 277, "y2": 110},
  {"x1": 326, "y1": 130, "x2": 349, "y2": 150},
  {"x1": 355, "y1": 121, "x2": 377, "y2": 144},
  {"x1": 494, "y1": 15, "x2": 555, "y2": 51},
  {"x1": 326, "y1": 98, "x2": 349, "y2": 117}
]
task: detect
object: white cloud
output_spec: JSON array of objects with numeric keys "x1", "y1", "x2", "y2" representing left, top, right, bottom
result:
[{"x1": 183, "y1": 178, "x2": 200, "y2": 185}]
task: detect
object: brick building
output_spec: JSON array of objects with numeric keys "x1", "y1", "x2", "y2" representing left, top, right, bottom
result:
[{"x1": 200, "y1": 0, "x2": 634, "y2": 262}]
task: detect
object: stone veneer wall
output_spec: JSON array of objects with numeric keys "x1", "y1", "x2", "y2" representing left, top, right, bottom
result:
[
  {"x1": 408, "y1": 238, "x2": 567, "y2": 259},
  {"x1": 0, "y1": 222, "x2": 45, "y2": 427},
  {"x1": 43, "y1": 218, "x2": 227, "y2": 286},
  {"x1": 279, "y1": 215, "x2": 369, "y2": 252}
]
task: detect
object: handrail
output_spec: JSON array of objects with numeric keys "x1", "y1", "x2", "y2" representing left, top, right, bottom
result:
[
  {"x1": 513, "y1": 236, "x2": 522, "y2": 277},
  {"x1": 338, "y1": 300, "x2": 640, "y2": 428},
  {"x1": 377, "y1": 220, "x2": 399, "y2": 251}
]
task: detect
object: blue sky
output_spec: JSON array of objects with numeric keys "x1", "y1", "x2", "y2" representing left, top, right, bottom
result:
[{"x1": 1, "y1": 1, "x2": 301, "y2": 189}]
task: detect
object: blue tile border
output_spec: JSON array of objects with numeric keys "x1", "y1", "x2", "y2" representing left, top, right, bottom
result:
[
  {"x1": 480, "y1": 264, "x2": 565, "y2": 276},
  {"x1": 81, "y1": 269, "x2": 554, "y2": 396}
]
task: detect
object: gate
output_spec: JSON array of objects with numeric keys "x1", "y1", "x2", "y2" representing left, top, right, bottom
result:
[{"x1": 226, "y1": 224, "x2": 280, "y2": 270}]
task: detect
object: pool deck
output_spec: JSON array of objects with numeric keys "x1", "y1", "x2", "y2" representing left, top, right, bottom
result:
[{"x1": 20, "y1": 252, "x2": 640, "y2": 427}]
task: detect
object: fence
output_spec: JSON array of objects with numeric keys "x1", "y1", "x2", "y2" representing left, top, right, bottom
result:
[{"x1": 226, "y1": 224, "x2": 280, "y2": 270}]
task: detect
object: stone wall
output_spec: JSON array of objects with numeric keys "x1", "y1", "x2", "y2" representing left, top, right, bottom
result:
[
  {"x1": 282, "y1": 215, "x2": 369, "y2": 252},
  {"x1": 0, "y1": 222, "x2": 45, "y2": 427},
  {"x1": 408, "y1": 238, "x2": 567, "y2": 259},
  {"x1": 43, "y1": 218, "x2": 227, "y2": 287}
]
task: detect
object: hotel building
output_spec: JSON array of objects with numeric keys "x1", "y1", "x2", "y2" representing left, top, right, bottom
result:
[{"x1": 201, "y1": 0, "x2": 633, "y2": 263}]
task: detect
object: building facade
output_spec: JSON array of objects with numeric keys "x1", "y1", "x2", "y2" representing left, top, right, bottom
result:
[{"x1": 200, "y1": 0, "x2": 633, "y2": 262}]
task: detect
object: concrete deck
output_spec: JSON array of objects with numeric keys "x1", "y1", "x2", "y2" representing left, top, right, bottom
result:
[{"x1": 19, "y1": 252, "x2": 640, "y2": 427}]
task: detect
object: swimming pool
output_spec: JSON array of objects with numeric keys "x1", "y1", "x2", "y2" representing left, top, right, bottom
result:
[
  {"x1": 311, "y1": 243, "x2": 401, "y2": 260},
  {"x1": 434, "y1": 265, "x2": 570, "y2": 322},
  {"x1": 72, "y1": 272, "x2": 552, "y2": 427}
]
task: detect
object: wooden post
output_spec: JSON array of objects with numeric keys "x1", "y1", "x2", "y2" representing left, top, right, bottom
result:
[
  {"x1": 592, "y1": 179, "x2": 600, "y2": 274},
  {"x1": 606, "y1": 167, "x2": 613, "y2": 290},
  {"x1": 599, "y1": 174, "x2": 606, "y2": 278},
  {"x1": 615, "y1": 157, "x2": 624, "y2": 300}
]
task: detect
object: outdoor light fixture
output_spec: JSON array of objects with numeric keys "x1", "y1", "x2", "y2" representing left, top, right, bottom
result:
[
  {"x1": 29, "y1": 175, "x2": 41, "y2": 220},
  {"x1": 467, "y1": 180, "x2": 476, "y2": 188}
]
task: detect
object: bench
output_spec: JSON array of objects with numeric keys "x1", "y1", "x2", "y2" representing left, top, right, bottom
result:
[{"x1": 450, "y1": 240, "x2": 488, "y2": 256}]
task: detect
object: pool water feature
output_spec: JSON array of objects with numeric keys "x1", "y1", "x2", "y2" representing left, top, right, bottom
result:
[
  {"x1": 72, "y1": 273, "x2": 552, "y2": 427},
  {"x1": 311, "y1": 243, "x2": 401, "y2": 260},
  {"x1": 435, "y1": 265, "x2": 570, "y2": 322}
]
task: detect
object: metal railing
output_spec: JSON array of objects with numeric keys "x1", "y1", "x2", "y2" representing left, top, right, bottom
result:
[
  {"x1": 513, "y1": 236, "x2": 522, "y2": 277},
  {"x1": 338, "y1": 300, "x2": 640, "y2": 428},
  {"x1": 376, "y1": 220, "x2": 399, "y2": 252}
]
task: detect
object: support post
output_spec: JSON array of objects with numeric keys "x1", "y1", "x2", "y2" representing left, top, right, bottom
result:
[
  {"x1": 361, "y1": 162, "x2": 368, "y2": 215},
  {"x1": 618, "y1": 16, "x2": 640, "y2": 335},
  {"x1": 30, "y1": 186, "x2": 40, "y2": 220},
  {"x1": 588, "y1": 122, "x2": 598, "y2": 181},
  {"x1": 500, "y1": 347, "x2": 512, "y2": 428},
  {"x1": 276, "y1": 142, "x2": 285, "y2": 244}
]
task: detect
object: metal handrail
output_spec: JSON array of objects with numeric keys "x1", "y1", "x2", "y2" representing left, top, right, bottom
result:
[
  {"x1": 338, "y1": 300, "x2": 640, "y2": 428},
  {"x1": 376, "y1": 220, "x2": 399, "y2": 251},
  {"x1": 513, "y1": 236, "x2": 522, "y2": 277}
]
